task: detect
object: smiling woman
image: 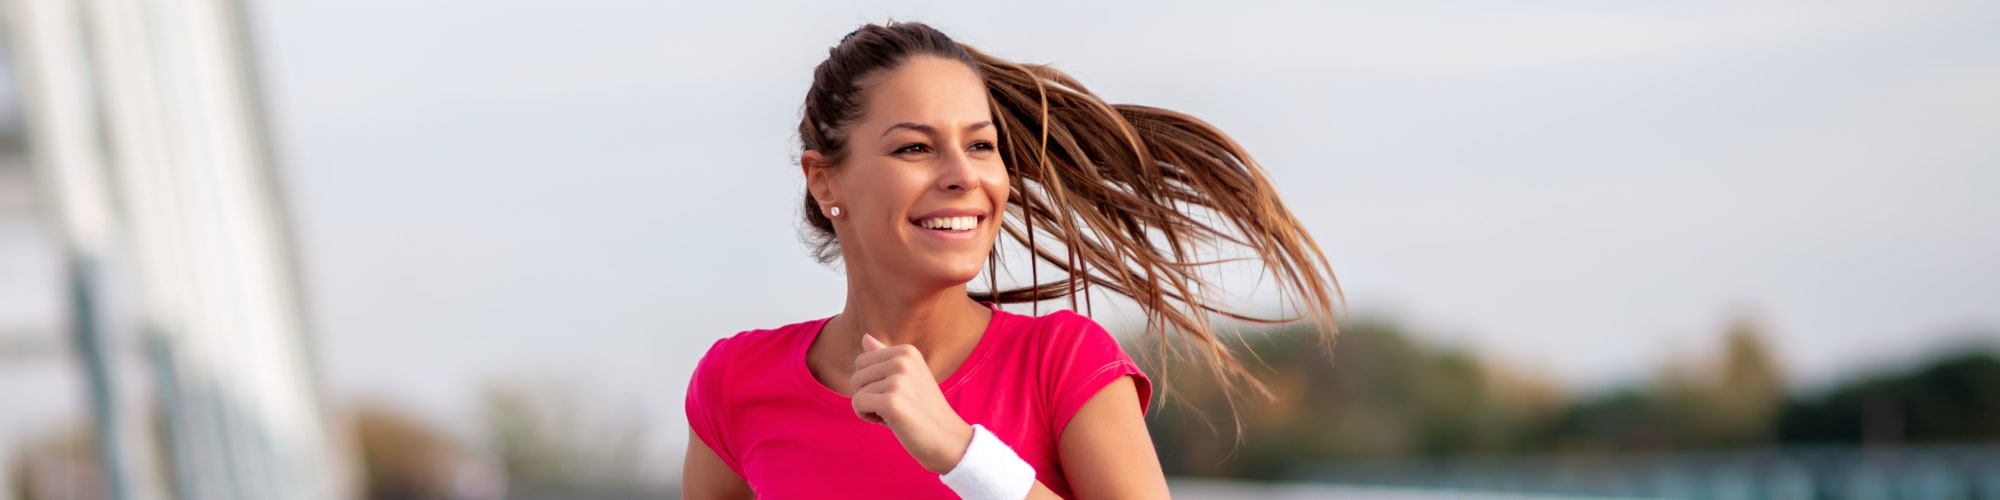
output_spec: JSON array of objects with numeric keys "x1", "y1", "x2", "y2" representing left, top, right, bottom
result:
[{"x1": 683, "y1": 21, "x2": 1341, "y2": 499}]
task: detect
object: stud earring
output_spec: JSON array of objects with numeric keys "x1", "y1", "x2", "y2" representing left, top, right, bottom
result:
[{"x1": 829, "y1": 206, "x2": 842, "y2": 218}]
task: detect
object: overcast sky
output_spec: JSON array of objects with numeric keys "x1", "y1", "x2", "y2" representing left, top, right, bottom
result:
[
  {"x1": 254, "y1": 0, "x2": 2000, "y2": 457},
  {"x1": 11, "y1": 0, "x2": 1993, "y2": 473}
]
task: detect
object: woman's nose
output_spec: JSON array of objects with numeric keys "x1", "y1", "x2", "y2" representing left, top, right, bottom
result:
[{"x1": 938, "y1": 150, "x2": 979, "y2": 192}]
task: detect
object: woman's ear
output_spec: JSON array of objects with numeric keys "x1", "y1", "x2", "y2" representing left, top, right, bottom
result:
[{"x1": 802, "y1": 150, "x2": 838, "y2": 212}]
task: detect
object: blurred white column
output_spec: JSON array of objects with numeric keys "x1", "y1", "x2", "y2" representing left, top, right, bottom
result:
[
  {"x1": 8, "y1": 0, "x2": 353, "y2": 498},
  {"x1": 9, "y1": 1, "x2": 165, "y2": 499}
]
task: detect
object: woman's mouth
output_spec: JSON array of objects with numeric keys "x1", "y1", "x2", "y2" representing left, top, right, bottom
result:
[{"x1": 914, "y1": 215, "x2": 980, "y2": 232}]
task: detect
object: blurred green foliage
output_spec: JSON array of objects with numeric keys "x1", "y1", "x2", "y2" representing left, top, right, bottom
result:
[
  {"x1": 480, "y1": 380, "x2": 652, "y2": 491},
  {"x1": 1779, "y1": 352, "x2": 2000, "y2": 444},
  {"x1": 1133, "y1": 315, "x2": 2000, "y2": 479}
]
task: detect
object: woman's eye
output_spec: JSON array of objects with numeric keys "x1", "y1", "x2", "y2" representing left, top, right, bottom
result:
[
  {"x1": 895, "y1": 143, "x2": 930, "y2": 155},
  {"x1": 969, "y1": 141, "x2": 996, "y2": 152}
]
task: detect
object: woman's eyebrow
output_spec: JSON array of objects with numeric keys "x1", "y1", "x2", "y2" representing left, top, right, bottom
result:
[{"x1": 879, "y1": 121, "x2": 995, "y2": 138}]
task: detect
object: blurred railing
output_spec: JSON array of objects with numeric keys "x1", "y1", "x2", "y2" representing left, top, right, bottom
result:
[{"x1": 1293, "y1": 445, "x2": 2000, "y2": 499}]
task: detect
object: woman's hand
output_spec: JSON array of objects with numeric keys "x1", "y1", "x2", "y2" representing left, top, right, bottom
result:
[{"x1": 851, "y1": 333, "x2": 974, "y2": 474}]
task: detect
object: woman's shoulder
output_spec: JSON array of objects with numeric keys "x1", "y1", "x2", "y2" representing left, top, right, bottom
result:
[
  {"x1": 693, "y1": 316, "x2": 828, "y2": 373},
  {"x1": 1002, "y1": 306, "x2": 1113, "y2": 342},
  {"x1": 992, "y1": 307, "x2": 1130, "y2": 364},
  {"x1": 993, "y1": 306, "x2": 1153, "y2": 418}
]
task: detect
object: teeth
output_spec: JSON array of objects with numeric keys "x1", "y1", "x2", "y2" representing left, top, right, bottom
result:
[{"x1": 919, "y1": 216, "x2": 977, "y2": 231}]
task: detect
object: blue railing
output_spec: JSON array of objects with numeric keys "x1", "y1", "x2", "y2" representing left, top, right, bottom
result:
[{"x1": 1292, "y1": 445, "x2": 2000, "y2": 499}]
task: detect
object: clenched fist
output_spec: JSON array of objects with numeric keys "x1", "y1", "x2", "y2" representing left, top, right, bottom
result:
[{"x1": 851, "y1": 333, "x2": 975, "y2": 474}]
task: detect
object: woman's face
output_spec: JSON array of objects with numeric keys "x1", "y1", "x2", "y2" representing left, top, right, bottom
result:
[{"x1": 807, "y1": 55, "x2": 1009, "y2": 290}]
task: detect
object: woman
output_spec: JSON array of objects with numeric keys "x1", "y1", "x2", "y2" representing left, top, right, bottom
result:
[{"x1": 684, "y1": 22, "x2": 1340, "y2": 499}]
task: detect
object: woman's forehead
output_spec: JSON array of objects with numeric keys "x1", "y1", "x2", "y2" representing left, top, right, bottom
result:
[{"x1": 860, "y1": 57, "x2": 990, "y2": 133}]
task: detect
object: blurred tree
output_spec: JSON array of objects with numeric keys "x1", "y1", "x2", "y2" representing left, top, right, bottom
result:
[
  {"x1": 1700, "y1": 315, "x2": 1786, "y2": 444},
  {"x1": 352, "y1": 404, "x2": 494, "y2": 500},
  {"x1": 1547, "y1": 313, "x2": 1786, "y2": 451},
  {"x1": 6, "y1": 426, "x2": 106, "y2": 500},
  {"x1": 1138, "y1": 317, "x2": 1565, "y2": 478},
  {"x1": 480, "y1": 380, "x2": 651, "y2": 493},
  {"x1": 1779, "y1": 349, "x2": 2000, "y2": 445},
  {"x1": 1136, "y1": 313, "x2": 1997, "y2": 481}
]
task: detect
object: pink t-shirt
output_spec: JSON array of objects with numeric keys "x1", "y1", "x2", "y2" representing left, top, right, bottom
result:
[{"x1": 685, "y1": 304, "x2": 1152, "y2": 498}]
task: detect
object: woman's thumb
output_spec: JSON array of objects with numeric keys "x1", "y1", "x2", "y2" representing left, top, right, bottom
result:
[{"x1": 862, "y1": 333, "x2": 886, "y2": 352}]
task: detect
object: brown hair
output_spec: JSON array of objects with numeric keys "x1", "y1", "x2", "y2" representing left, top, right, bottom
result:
[{"x1": 797, "y1": 21, "x2": 1342, "y2": 406}]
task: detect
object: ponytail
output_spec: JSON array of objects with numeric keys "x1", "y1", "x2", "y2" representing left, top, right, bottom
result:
[{"x1": 967, "y1": 46, "x2": 1344, "y2": 405}]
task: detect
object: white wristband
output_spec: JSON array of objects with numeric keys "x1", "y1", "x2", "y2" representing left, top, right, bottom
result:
[{"x1": 938, "y1": 424, "x2": 1035, "y2": 500}]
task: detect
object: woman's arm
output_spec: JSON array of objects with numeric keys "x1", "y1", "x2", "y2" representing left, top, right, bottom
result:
[
  {"x1": 1053, "y1": 375, "x2": 1170, "y2": 499},
  {"x1": 989, "y1": 377, "x2": 1167, "y2": 500},
  {"x1": 854, "y1": 336, "x2": 1166, "y2": 498},
  {"x1": 682, "y1": 428, "x2": 755, "y2": 500}
]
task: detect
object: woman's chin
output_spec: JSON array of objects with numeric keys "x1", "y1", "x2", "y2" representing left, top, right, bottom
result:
[{"x1": 905, "y1": 260, "x2": 988, "y2": 289}]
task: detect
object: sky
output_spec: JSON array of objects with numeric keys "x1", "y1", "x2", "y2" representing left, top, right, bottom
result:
[{"x1": 4, "y1": 0, "x2": 1998, "y2": 477}]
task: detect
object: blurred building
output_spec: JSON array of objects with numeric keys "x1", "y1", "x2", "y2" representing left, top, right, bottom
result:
[{"x1": 3, "y1": 0, "x2": 350, "y2": 498}]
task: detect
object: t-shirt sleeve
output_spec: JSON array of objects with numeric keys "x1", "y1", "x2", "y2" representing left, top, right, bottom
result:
[
  {"x1": 1041, "y1": 311, "x2": 1154, "y2": 439},
  {"x1": 685, "y1": 336, "x2": 744, "y2": 476}
]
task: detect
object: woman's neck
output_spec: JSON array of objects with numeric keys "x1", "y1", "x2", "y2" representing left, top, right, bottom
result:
[{"x1": 836, "y1": 279, "x2": 988, "y2": 356}]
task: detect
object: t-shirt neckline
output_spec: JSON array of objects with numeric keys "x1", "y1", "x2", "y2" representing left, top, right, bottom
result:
[{"x1": 792, "y1": 302, "x2": 1009, "y2": 409}]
